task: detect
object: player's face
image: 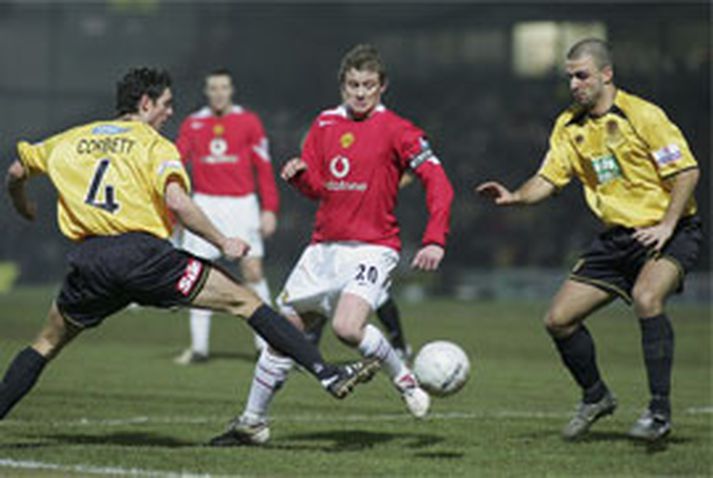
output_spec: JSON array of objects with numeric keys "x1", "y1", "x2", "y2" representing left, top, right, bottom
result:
[
  {"x1": 565, "y1": 55, "x2": 611, "y2": 110},
  {"x1": 205, "y1": 75, "x2": 234, "y2": 114},
  {"x1": 143, "y1": 88, "x2": 174, "y2": 131},
  {"x1": 341, "y1": 68, "x2": 385, "y2": 119}
]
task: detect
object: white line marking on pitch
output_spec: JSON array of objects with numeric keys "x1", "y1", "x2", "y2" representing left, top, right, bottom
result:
[
  {"x1": 0, "y1": 407, "x2": 709, "y2": 429},
  {"x1": 0, "y1": 411, "x2": 568, "y2": 428},
  {"x1": 0, "y1": 458, "x2": 231, "y2": 478}
]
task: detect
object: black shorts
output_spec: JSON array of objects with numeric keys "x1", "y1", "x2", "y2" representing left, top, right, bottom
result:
[
  {"x1": 56, "y1": 232, "x2": 211, "y2": 328},
  {"x1": 570, "y1": 215, "x2": 703, "y2": 304}
]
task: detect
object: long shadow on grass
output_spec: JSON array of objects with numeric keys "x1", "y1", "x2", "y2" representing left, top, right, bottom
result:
[
  {"x1": 583, "y1": 431, "x2": 692, "y2": 448},
  {"x1": 518, "y1": 429, "x2": 692, "y2": 453},
  {"x1": 159, "y1": 350, "x2": 258, "y2": 364},
  {"x1": 272, "y1": 429, "x2": 447, "y2": 453},
  {"x1": 41, "y1": 431, "x2": 196, "y2": 448}
]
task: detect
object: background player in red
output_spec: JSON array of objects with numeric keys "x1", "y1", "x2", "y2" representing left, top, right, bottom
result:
[
  {"x1": 209, "y1": 44, "x2": 455, "y2": 446},
  {"x1": 174, "y1": 69, "x2": 279, "y2": 363}
]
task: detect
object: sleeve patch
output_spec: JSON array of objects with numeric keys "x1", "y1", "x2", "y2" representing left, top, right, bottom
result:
[
  {"x1": 652, "y1": 144, "x2": 682, "y2": 167},
  {"x1": 253, "y1": 137, "x2": 271, "y2": 162},
  {"x1": 409, "y1": 138, "x2": 437, "y2": 170},
  {"x1": 157, "y1": 160, "x2": 184, "y2": 176}
]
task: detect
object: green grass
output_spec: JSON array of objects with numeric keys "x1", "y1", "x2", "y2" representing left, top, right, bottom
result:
[{"x1": 0, "y1": 286, "x2": 710, "y2": 477}]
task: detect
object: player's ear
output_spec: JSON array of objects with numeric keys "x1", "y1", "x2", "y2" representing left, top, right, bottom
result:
[
  {"x1": 380, "y1": 78, "x2": 388, "y2": 95},
  {"x1": 601, "y1": 65, "x2": 614, "y2": 84},
  {"x1": 138, "y1": 94, "x2": 153, "y2": 114}
]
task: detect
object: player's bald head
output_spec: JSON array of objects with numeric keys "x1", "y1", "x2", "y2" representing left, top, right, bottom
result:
[{"x1": 567, "y1": 39, "x2": 613, "y2": 70}]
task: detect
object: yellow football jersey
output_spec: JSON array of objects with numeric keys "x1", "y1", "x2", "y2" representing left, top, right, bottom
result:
[
  {"x1": 17, "y1": 120, "x2": 190, "y2": 240},
  {"x1": 538, "y1": 90, "x2": 698, "y2": 228}
]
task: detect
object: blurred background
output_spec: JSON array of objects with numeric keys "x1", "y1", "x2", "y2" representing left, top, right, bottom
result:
[{"x1": 0, "y1": 1, "x2": 709, "y2": 303}]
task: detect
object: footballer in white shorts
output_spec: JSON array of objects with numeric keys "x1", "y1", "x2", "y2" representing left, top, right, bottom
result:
[
  {"x1": 276, "y1": 242, "x2": 399, "y2": 319},
  {"x1": 175, "y1": 192, "x2": 270, "y2": 364},
  {"x1": 182, "y1": 193, "x2": 264, "y2": 259}
]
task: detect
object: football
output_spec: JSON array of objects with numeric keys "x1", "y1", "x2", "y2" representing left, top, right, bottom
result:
[{"x1": 413, "y1": 341, "x2": 470, "y2": 397}]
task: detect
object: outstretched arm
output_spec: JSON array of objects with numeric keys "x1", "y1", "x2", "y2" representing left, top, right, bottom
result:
[
  {"x1": 6, "y1": 160, "x2": 36, "y2": 221},
  {"x1": 164, "y1": 180, "x2": 249, "y2": 261},
  {"x1": 476, "y1": 175, "x2": 556, "y2": 206}
]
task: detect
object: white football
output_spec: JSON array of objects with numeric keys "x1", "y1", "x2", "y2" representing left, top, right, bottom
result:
[{"x1": 413, "y1": 341, "x2": 470, "y2": 397}]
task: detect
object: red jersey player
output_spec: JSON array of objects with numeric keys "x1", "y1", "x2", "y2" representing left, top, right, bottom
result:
[
  {"x1": 209, "y1": 45, "x2": 454, "y2": 447},
  {"x1": 174, "y1": 69, "x2": 279, "y2": 364}
]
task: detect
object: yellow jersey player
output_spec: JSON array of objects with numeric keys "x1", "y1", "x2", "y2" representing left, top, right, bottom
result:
[
  {"x1": 477, "y1": 39, "x2": 701, "y2": 442},
  {"x1": 0, "y1": 67, "x2": 379, "y2": 427}
]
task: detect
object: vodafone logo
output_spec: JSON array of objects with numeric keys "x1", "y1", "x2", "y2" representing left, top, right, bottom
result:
[
  {"x1": 209, "y1": 138, "x2": 228, "y2": 156},
  {"x1": 329, "y1": 155, "x2": 350, "y2": 179}
]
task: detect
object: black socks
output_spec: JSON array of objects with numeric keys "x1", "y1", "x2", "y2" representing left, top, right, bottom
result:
[
  {"x1": 247, "y1": 305, "x2": 337, "y2": 381},
  {"x1": 639, "y1": 314, "x2": 674, "y2": 416},
  {"x1": 553, "y1": 326, "x2": 608, "y2": 404},
  {"x1": 0, "y1": 347, "x2": 48, "y2": 419}
]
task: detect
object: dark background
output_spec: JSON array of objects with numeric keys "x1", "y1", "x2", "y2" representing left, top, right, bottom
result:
[{"x1": 0, "y1": 1, "x2": 709, "y2": 294}]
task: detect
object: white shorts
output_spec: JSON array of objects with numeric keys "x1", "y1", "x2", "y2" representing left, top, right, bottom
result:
[
  {"x1": 277, "y1": 242, "x2": 399, "y2": 318},
  {"x1": 181, "y1": 193, "x2": 264, "y2": 260}
]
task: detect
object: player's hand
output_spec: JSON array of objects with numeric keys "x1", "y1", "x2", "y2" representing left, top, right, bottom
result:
[
  {"x1": 281, "y1": 157, "x2": 308, "y2": 181},
  {"x1": 411, "y1": 244, "x2": 445, "y2": 271},
  {"x1": 260, "y1": 210, "x2": 278, "y2": 238},
  {"x1": 220, "y1": 237, "x2": 251, "y2": 261},
  {"x1": 632, "y1": 222, "x2": 675, "y2": 252},
  {"x1": 475, "y1": 181, "x2": 518, "y2": 206}
]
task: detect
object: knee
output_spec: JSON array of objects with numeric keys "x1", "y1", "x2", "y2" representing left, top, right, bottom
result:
[
  {"x1": 241, "y1": 260, "x2": 263, "y2": 284},
  {"x1": 632, "y1": 287, "x2": 664, "y2": 317},
  {"x1": 331, "y1": 317, "x2": 362, "y2": 344},
  {"x1": 33, "y1": 311, "x2": 80, "y2": 361},
  {"x1": 543, "y1": 307, "x2": 577, "y2": 338},
  {"x1": 224, "y1": 291, "x2": 263, "y2": 319}
]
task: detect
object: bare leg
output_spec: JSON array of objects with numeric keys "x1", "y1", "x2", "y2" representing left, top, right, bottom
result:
[
  {"x1": 0, "y1": 303, "x2": 82, "y2": 419},
  {"x1": 240, "y1": 257, "x2": 272, "y2": 352},
  {"x1": 192, "y1": 267, "x2": 344, "y2": 386}
]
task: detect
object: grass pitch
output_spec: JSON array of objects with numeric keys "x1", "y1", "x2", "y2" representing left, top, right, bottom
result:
[{"x1": 0, "y1": 286, "x2": 710, "y2": 477}]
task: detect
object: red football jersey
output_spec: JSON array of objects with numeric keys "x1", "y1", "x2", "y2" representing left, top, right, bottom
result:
[
  {"x1": 175, "y1": 105, "x2": 279, "y2": 212},
  {"x1": 291, "y1": 105, "x2": 454, "y2": 251}
]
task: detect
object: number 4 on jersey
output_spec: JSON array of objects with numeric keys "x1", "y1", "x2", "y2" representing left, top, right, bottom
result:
[{"x1": 85, "y1": 158, "x2": 120, "y2": 213}]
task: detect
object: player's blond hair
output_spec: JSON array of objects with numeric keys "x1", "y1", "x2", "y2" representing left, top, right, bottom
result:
[{"x1": 338, "y1": 44, "x2": 387, "y2": 85}]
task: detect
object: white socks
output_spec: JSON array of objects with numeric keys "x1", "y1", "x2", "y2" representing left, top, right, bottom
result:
[
  {"x1": 358, "y1": 324, "x2": 406, "y2": 379},
  {"x1": 189, "y1": 308, "x2": 212, "y2": 356},
  {"x1": 244, "y1": 348, "x2": 294, "y2": 420}
]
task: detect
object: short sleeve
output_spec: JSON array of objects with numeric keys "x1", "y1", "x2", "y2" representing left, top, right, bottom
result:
[
  {"x1": 537, "y1": 119, "x2": 575, "y2": 189},
  {"x1": 151, "y1": 137, "x2": 191, "y2": 197},
  {"x1": 16, "y1": 133, "x2": 63, "y2": 176},
  {"x1": 635, "y1": 105, "x2": 697, "y2": 179}
]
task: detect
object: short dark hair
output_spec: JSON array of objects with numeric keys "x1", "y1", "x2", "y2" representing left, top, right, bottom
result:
[
  {"x1": 567, "y1": 38, "x2": 613, "y2": 70},
  {"x1": 206, "y1": 68, "x2": 233, "y2": 80},
  {"x1": 338, "y1": 44, "x2": 387, "y2": 85},
  {"x1": 116, "y1": 67, "x2": 172, "y2": 115}
]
